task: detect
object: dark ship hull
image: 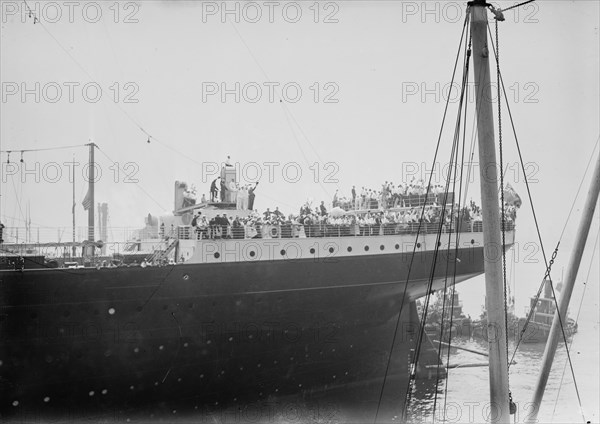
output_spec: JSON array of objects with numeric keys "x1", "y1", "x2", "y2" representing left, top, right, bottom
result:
[{"x1": 1, "y1": 243, "x2": 487, "y2": 419}]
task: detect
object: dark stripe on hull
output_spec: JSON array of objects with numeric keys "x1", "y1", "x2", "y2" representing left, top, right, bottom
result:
[{"x1": 0, "y1": 248, "x2": 484, "y2": 417}]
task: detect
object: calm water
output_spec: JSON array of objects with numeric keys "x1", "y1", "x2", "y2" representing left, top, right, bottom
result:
[{"x1": 405, "y1": 319, "x2": 599, "y2": 424}]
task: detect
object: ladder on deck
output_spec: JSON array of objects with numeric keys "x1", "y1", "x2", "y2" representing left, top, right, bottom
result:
[{"x1": 152, "y1": 238, "x2": 179, "y2": 263}]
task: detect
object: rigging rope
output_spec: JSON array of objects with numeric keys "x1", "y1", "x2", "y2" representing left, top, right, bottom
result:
[
  {"x1": 431, "y1": 90, "x2": 464, "y2": 421},
  {"x1": 410, "y1": 131, "x2": 460, "y2": 421},
  {"x1": 485, "y1": 22, "x2": 554, "y2": 353},
  {"x1": 95, "y1": 147, "x2": 167, "y2": 211},
  {"x1": 229, "y1": 22, "x2": 336, "y2": 199},
  {"x1": 0, "y1": 144, "x2": 87, "y2": 154},
  {"x1": 486, "y1": 23, "x2": 588, "y2": 422},
  {"x1": 501, "y1": 0, "x2": 536, "y2": 13},
  {"x1": 551, "y1": 229, "x2": 598, "y2": 423},
  {"x1": 442, "y1": 32, "x2": 472, "y2": 419},
  {"x1": 400, "y1": 14, "x2": 473, "y2": 421},
  {"x1": 375, "y1": 11, "x2": 471, "y2": 423},
  {"x1": 556, "y1": 138, "x2": 600, "y2": 241},
  {"x1": 434, "y1": 24, "x2": 472, "y2": 421}
]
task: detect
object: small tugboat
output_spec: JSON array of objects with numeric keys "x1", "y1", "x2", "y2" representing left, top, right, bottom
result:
[
  {"x1": 420, "y1": 290, "x2": 473, "y2": 341},
  {"x1": 517, "y1": 279, "x2": 578, "y2": 344},
  {"x1": 471, "y1": 279, "x2": 578, "y2": 344}
]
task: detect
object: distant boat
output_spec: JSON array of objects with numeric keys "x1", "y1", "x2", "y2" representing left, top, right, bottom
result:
[
  {"x1": 517, "y1": 279, "x2": 578, "y2": 344},
  {"x1": 471, "y1": 280, "x2": 578, "y2": 344},
  {"x1": 419, "y1": 291, "x2": 473, "y2": 341}
]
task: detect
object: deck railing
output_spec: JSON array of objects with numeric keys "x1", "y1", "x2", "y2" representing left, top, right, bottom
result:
[
  {"x1": 335, "y1": 192, "x2": 455, "y2": 211},
  {"x1": 0, "y1": 218, "x2": 514, "y2": 247},
  {"x1": 184, "y1": 220, "x2": 514, "y2": 241}
]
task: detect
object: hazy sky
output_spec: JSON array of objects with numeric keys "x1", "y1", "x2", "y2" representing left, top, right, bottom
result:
[{"x1": 1, "y1": 0, "x2": 599, "y2": 418}]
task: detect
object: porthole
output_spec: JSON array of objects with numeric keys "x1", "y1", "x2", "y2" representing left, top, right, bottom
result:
[
  {"x1": 380, "y1": 245, "x2": 385, "y2": 251},
  {"x1": 364, "y1": 246, "x2": 369, "y2": 251},
  {"x1": 417, "y1": 243, "x2": 421, "y2": 248},
  {"x1": 395, "y1": 244, "x2": 400, "y2": 250},
  {"x1": 310, "y1": 248, "x2": 315, "y2": 254},
  {"x1": 280, "y1": 249, "x2": 286, "y2": 256},
  {"x1": 347, "y1": 246, "x2": 352, "y2": 252},
  {"x1": 214, "y1": 252, "x2": 220, "y2": 259},
  {"x1": 328, "y1": 247, "x2": 334, "y2": 253},
  {"x1": 249, "y1": 251, "x2": 256, "y2": 257}
]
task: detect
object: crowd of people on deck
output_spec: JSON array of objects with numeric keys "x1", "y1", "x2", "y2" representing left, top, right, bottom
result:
[
  {"x1": 189, "y1": 178, "x2": 519, "y2": 240},
  {"x1": 332, "y1": 180, "x2": 452, "y2": 211}
]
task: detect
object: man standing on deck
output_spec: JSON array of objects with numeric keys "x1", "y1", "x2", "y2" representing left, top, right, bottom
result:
[
  {"x1": 319, "y1": 201, "x2": 327, "y2": 216},
  {"x1": 210, "y1": 177, "x2": 219, "y2": 202},
  {"x1": 248, "y1": 182, "x2": 258, "y2": 210},
  {"x1": 191, "y1": 212, "x2": 200, "y2": 228},
  {"x1": 220, "y1": 178, "x2": 227, "y2": 202}
]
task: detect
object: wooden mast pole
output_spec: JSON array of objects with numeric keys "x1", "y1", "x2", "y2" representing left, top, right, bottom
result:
[
  {"x1": 470, "y1": 1, "x2": 510, "y2": 422},
  {"x1": 527, "y1": 151, "x2": 600, "y2": 422},
  {"x1": 72, "y1": 155, "x2": 76, "y2": 257},
  {"x1": 86, "y1": 142, "x2": 96, "y2": 244}
]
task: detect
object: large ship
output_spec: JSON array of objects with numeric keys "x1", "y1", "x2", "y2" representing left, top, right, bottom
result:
[{"x1": 0, "y1": 159, "x2": 517, "y2": 420}]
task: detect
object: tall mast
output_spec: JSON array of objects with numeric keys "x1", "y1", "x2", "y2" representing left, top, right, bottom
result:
[
  {"x1": 72, "y1": 155, "x2": 76, "y2": 257},
  {"x1": 527, "y1": 151, "x2": 600, "y2": 422},
  {"x1": 86, "y1": 142, "x2": 96, "y2": 243},
  {"x1": 470, "y1": 1, "x2": 510, "y2": 422}
]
